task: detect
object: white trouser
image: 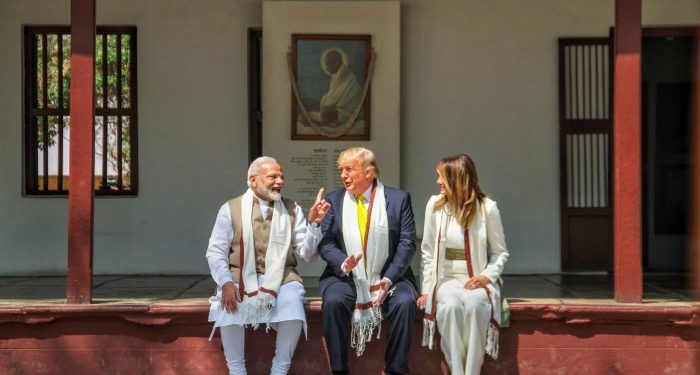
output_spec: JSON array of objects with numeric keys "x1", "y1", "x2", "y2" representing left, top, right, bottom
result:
[
  {"x1": 220, "y1": 319, "x2": 303, "y2": 375},
  {"x1": 436, "y1": 278, "x2": 491, "y2": 375}
]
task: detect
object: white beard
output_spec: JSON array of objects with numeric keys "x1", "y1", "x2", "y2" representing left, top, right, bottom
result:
[{"x1": 257, "y1": 185, "x2": 281, "y2": 201}]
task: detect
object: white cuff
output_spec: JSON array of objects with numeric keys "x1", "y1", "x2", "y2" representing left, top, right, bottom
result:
[
  {"x1": 219, "y1": 275, "x2": 234, "y2": 288},
  {"x1": 340, "y1": 259, "x2": 350, "y2": 276},
  {"x1": 308, "y1": 224, "x2": 322, "y2": 235}
]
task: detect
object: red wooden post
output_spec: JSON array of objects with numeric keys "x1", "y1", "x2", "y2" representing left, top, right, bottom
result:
[
  {"x1": 613, "y1": 0, "x2": 642, "y2": 303},
  {"x1": 67, "y1": 0, "x2": 96, "y2": 304}
]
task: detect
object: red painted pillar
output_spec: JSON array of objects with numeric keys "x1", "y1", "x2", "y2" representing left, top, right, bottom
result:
[
  {"x1": 67, "y1": 0, "x2": 96, "y2": 304},
  {"x1": 613, "y1": 0, "x2": 642, "y2": 303}
]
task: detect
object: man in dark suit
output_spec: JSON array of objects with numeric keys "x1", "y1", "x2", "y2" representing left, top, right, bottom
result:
[{"x1": 319, "y1": 147, "x2": 418, "y2": 375}]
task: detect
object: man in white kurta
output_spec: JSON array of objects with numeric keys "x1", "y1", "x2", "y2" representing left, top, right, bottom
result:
[{"x1": 206, "y1": 156, "x2": 330, "y2": 375}]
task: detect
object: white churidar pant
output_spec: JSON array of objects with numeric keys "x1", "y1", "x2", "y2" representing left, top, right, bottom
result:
[
  {"x1": 436, "y1": 278, "x2": 491, "y2": 375},
  {"x1": 212, "y1": 278, "x2": 307, "y2": 375},
  {"x1": 221, "y1": 320, "x2": 302, "y2": 375}
]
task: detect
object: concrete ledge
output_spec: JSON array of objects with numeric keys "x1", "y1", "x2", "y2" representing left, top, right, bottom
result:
[
  {"x1": 0, "y1": 300, "x2": 697, "y2": 325},
  {"x1": 0, "y1": 301, "x2": 697, "y2": 374}
]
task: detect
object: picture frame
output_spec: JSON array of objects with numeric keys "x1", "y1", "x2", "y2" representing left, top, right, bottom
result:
[{"x1": 290, "y1": 34, "x2": 372, "y2": 140}]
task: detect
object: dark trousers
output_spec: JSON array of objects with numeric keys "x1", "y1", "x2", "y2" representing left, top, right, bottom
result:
[{"x1": 321, "y1": 276, "x2": 418, "y2": 374}]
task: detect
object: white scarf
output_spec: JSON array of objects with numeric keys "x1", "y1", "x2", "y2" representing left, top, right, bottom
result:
[
  {"x1": 235, "y1": 188, "x2": 292, "y2": 329},
  {"x1": 341, "y1": 181, "x2": 389, "y2": 357},
  {"x1": 421, "y1": 203, "x2": 503, "y2": 359}
]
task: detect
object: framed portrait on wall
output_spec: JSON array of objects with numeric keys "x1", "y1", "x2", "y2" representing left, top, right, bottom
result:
[{"x1": 290, "y1": 34, "x2": 372, "y2": 140}]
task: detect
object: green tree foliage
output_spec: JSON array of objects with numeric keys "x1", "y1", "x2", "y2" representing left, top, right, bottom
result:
[{"x1": 37, "y1": 33, "x2": 132, "y2": 181}]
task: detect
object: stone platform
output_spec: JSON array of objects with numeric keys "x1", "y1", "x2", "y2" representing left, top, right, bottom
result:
[{"x1": 0, "y1": 274, "x2": 697, "y2": 374}]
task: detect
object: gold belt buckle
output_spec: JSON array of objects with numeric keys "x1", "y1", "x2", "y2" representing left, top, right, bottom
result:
[{"x1": 445, "y1": 247, "x2": 466, "y2": 261}]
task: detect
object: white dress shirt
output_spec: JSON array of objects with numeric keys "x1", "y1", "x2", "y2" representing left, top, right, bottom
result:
[
  {"x1": 206, "y1": 196, "x2": 322, "y2": 287},
  {"x1": 355, "y1": 184, "x2": 373, "y2": 206}
]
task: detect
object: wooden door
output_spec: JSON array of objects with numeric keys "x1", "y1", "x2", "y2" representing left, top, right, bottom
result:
[{"x1": 559, "y1": 38, "x2": 614, "y2": 271}]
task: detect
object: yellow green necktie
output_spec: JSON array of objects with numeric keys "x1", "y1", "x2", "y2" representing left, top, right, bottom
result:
[{"x1": 357, "y1": 194, "x2": 367, "y2": 248}]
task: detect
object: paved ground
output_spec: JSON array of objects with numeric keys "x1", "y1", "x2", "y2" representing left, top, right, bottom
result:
[{"x1": 0, "y1": 273, "x2": 693, "y2": 306}]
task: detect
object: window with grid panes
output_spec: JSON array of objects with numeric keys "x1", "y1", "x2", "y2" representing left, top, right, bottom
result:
[{"x1": 23, "y1": 26, "x2": 137, "y2": 196}]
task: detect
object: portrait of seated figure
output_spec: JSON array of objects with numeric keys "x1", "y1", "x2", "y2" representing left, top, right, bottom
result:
[
  {"x1": 292, "y1": 35, "x2": 371, "y2": 140},
  {"x1": 300, "y1": 48, "x2": 362, "y2": 127}
]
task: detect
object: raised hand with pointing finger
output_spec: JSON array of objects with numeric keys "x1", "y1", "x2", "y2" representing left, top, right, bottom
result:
[
  {"x1": 205, "y1": 156, "x2": 330, "y2": 375},
  {"x1": 308, "y1": 187, "x2": 331, "y2": 224}
]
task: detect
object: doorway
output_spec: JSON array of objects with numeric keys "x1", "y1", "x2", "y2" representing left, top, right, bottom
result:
[
  {"x1": 248, "y1": 28, "x2": 262, "y2": 163},
  {"x1": 558, "y1": 27, "x2": 696, "y2": 273},
  {"x1": 642, "y1": 28, "x2": 696, "y2": 272}
]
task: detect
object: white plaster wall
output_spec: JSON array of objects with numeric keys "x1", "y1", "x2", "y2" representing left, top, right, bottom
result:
[
  {"x1": 401, "y1": 0, "x2": 700, "y2": 273},
  {"x1": 0, "y1": 0, "x2": 697, "y2": 275},
  {"x1": 262, "y1": 1, "x2": 400, "y2": 276},
  {"x1": 0, "y1": 0, "x2": 261, "y2": 274},
  {"x1": 261, "y1": 1, "x2": 401, "y2": 187}
]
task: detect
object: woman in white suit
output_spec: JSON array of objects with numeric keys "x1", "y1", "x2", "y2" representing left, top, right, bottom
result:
[{"x1": 417, "y1": 154, "x2": 509, "y2": 375}]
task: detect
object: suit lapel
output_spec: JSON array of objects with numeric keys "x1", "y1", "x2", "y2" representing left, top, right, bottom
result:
[
  {"x1": 469, "y1": 202, "x2": 487, "y2": 255},
  {"x1": 384, "y1": 188, "x2": 395, "y2": 252},
  {"x1": 335, "y1": 192, "x2": 346, "y2": 252}
]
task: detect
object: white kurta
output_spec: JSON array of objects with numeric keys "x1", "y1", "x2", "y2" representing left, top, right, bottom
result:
[
  {"x1": 206, "y1": 197, "x2": 322, "y2": 335},
  {"x1": 421, "y1": 196, "x2": 509, "y2": 375}
]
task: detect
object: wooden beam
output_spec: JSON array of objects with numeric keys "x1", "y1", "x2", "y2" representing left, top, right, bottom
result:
[
  {"x1": 613, "y1": 0, "x2": 642, "y2": 303},
  {"x1": 67, "y1": 0, "x2": 96, "y2": 304}
]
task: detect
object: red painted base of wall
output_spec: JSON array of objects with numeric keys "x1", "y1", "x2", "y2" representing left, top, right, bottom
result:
[{"x1": 0, "y1": 304, "x2": 697, "y2": 374}]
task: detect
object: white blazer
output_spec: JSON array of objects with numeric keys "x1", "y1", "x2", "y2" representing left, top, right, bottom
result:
[{"x1": 420, "y1": 195, "x2": 509, "y2": 295}]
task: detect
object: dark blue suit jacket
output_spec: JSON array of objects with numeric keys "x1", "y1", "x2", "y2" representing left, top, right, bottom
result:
[{"x1": 318, "y1": 185, "x2": 417, "y2": 291}]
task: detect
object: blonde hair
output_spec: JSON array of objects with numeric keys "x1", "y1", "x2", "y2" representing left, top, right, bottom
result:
[
  {"x1": 337, "y1": 147, "x2": 379, "y2": 178},
  {"x1": 434, "y1": 154, "x2": 486, "y2": 228}
]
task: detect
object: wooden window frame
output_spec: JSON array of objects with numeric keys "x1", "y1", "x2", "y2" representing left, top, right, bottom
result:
[{"x1": 23, "y1": 25, "x2": 138, "y2": 196}]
